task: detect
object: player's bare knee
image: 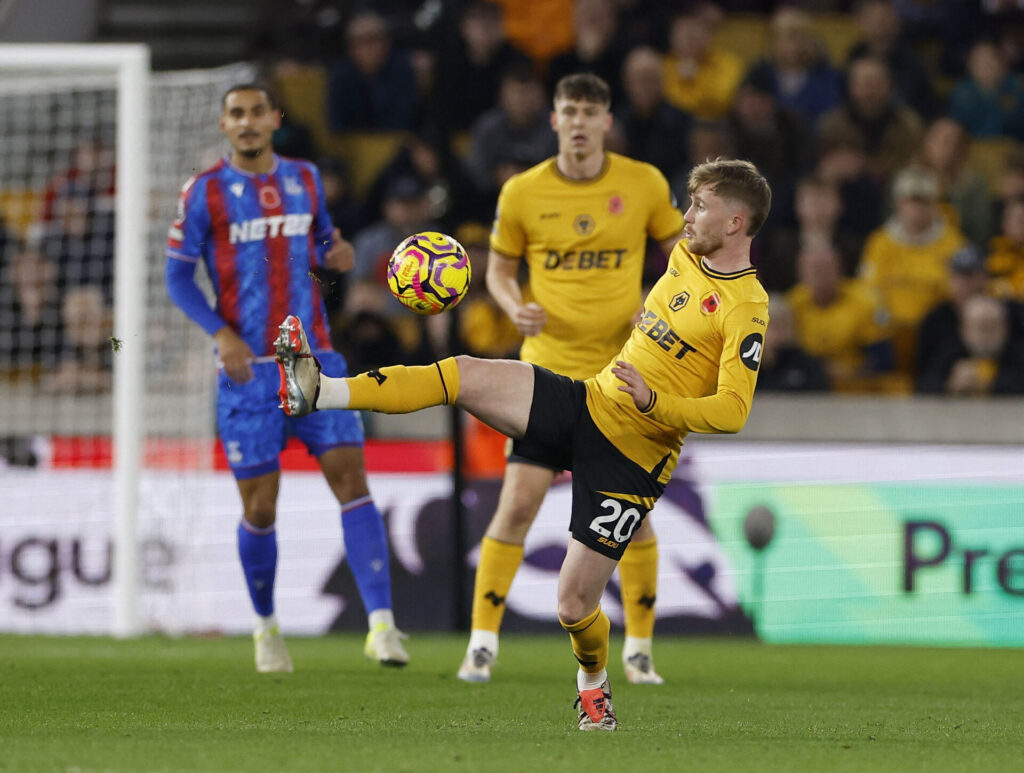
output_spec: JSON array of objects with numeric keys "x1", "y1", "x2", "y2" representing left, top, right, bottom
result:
[
  {"x1": 243, "y1": 506, "x2": 276, "y2": 530},
  {"x1": 557, "y1": 597, "x2": 589, "y2": 627}
]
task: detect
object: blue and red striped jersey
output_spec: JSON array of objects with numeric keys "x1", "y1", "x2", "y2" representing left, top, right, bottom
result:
[{"x1": 166, "y1": 154, "x2": 334, "y2": 356}]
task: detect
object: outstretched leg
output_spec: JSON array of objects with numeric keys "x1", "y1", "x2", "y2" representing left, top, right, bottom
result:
[{"x1": 277, "y1": 315, "x2": 534, "y2": 437}]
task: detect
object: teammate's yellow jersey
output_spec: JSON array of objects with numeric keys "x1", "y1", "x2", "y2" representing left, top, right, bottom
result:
[
  {"x1": 586, "y1": 240, "x2": 769, "y2": 482},
  {"x1": 490, "y1": 153, "x2": 684, "y2": 379}
]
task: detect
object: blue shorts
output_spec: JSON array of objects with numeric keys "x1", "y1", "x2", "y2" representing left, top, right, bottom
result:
[{"x1": 217, "y1": 350, "x2": 364, "y2": 480}]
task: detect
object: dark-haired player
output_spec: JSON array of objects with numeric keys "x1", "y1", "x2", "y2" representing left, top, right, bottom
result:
[
  {"x1": 166, "y1": 83, "x2": 408, "y2": 672},
  {"x1": 459, "y1": 72, "x2": 685, "y2": 687}
]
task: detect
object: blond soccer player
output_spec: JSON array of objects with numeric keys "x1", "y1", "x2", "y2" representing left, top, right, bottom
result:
[{"x1": 276, "y1": 158, "x2": 771, "y2": 731}]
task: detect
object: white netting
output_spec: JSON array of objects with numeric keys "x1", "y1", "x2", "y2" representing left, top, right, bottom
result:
[{"x1": 0, "y1": 56, "x2": 258, "y2": 634}]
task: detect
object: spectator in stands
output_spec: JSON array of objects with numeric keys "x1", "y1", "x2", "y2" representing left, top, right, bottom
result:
[
  {"x1": 947, "y1": 39, "x2": 1024, "y2": 142},
  {"x1": 327, "y1": 9, "x2": 420, "y2": 132},
  {"x1": 461, "y1": 63, "x2": 556, "y2": 207},
  {"x1": 613, "y1": 46, "x2": 693, "y2": 202},
  {"x1": 742, "y1": 7, "x2": 844, "y2": 132},
  {"x1": 918, "y1": 293, "x2": 1024, "y2": 395},
  {"x1": 765, "y1": 174, "x2": 864, "y2": 292},
  {"x1": 787, "y1": 240, "x2": 895, "y2": 391},
  {"x1": 547, "y1": 0, "x2": 627, "y2": 108},
  {"x1": 916, "y1": 117, "x2": 994, "y2": 248},
  {"x1": 45, "y1": 285, "x2": 113, "y2": 394},
  {"x1": 860, "y1": 165, "x2": 966, "y2": 374},
  {"x1": 32, "y1": 138, "x2": 116, "y2": 302},
  {"x1": 814, "y1": 127, "x2": 885, "y2": 255},
  {"x1": 818, "y1": 55, "x2": 924, "y2": 182},
  {"x1": 846, "y1": 0, "x2": 938, "y2": 121},
  {"x1": 727, "y1": 67, "x2": 813, "y2": 289},
  {"x1": 351, "y1": 175, "x2": 437, "y2": 300},
  {"x1": 362, "y1": 131, "x2": 455, "y2": 227},
  {"x1": 432, "y1": 1, "x2": 532, "y2": 138},
  {"x1": 756, "y1": 293, "x2": 830, "y2": 392},
  {"x1": 0, "y1": 247, "x2": 63, "y2": 375},
  {"x1": 660, "y1": 3, "x2": 744, "y2": 120},
  {"x1": 916, "y1": 244, "x2": 1003, "y2": 388},
  {"x1": 338, "y1": 175, "x2": 440, "y2": 372},
  {"x1": 986, "y1": 196, "x2": 1024, "y2": 299}
]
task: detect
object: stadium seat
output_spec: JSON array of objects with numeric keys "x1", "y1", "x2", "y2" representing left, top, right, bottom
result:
[{"x1": 273, "y1": 67, "x2": 407, "y2": 198}]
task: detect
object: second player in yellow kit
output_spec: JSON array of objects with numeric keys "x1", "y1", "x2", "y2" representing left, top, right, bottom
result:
[
  {"x1": 469, "y1": 73, "x2": 685, "y2": 686},
  {"x1": 491, "y1": 152, "x2": 684, "y2": 378}
]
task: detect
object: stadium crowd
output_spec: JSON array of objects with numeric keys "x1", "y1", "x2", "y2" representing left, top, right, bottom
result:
[{"x1": 3, "y1": 0, "x2": 1024, "y2": 399}]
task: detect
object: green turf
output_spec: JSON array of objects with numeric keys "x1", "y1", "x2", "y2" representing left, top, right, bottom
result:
[{"x1": 0, "y1": 633, "x2": 1021, "y2": 772}]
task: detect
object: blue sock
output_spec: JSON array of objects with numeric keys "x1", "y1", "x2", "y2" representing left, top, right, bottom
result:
[
  {"x1": 237, "y1": 520, "x2": 277, "y2": 617},
  {"x1": 341, "y1": 497, "x2": 393, "y2": 615}
]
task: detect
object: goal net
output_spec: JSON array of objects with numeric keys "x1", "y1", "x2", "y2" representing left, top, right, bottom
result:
[{"x1": 0, "y1": 46, "x2": 263, "y2": 636}]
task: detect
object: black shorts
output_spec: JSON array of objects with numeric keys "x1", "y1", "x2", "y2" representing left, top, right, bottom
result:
[{"x1": 514, "y1": 365, "x2": 666, "y2": 560}]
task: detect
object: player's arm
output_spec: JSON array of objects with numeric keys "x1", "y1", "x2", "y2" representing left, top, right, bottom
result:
[
  {"x1": 485, "y1": 249, "x2": 545, "y2": 336},
  {"x1": 615, "y1": 305, "x2": 767, "y2": 434},
  {"x1": 165, "y1": 178, "x2": 254, "y2": 382}
]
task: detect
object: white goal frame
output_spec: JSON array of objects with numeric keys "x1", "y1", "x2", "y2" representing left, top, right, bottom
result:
[{"x1": 0, "y1": 44, "x2": 150, "y2": 637}]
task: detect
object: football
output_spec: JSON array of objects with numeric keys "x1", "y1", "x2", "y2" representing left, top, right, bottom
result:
[{"x1": 387, "y1": 231, "x2": 472, "y2": 315}]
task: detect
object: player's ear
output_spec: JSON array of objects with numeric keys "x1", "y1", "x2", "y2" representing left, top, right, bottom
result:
[{"x1": 549, "y1": 109, "x2": 558, "y2": 132}]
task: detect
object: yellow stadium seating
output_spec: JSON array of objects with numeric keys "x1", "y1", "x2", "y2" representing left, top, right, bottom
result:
[{"x1": 967, "y1": 137, "x2": 1022, "y2": 194}]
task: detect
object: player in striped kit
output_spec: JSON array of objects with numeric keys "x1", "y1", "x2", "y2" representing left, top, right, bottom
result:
[{"x1": 166, "y1": 83, "x2": 407, "y2": 672}]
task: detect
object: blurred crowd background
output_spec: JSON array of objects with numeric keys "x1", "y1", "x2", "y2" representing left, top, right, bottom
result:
[{"x1": 4, "y1": 0, "x2": 1024, "y2": 399}]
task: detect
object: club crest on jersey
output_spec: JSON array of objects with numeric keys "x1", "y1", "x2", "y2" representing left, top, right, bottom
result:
[
  {"x1": 259, "y1": 186, "x2": 281, "y2": 209},
  {"x1": 700, "y1": 291, "x2": 721, "y2": 314},
  {"x1": 670, "y1": 291, "x2": 690, "y2": 311},
  {"x1": 608, "y1": 195, "x2": 624, "y2": 214},
  {"x1": 573, "y1": 214, "x2": 595, "y2": 235},
  {"x1": 284, "y1": 176, "x2": 303, "y2": 196},
  {"x1": 230, "y1": 182, "x2": 245, "y2": 198}
]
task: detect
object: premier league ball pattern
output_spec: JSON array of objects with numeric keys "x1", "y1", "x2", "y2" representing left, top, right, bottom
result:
[{"x1": 387, "y1": 231, "x2": 472, "y2": 315}]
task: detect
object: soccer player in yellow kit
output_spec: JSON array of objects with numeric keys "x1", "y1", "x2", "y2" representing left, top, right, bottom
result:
[
  {"x1": 276, "y1": 158, "x2": 771, "y2": 731},
  {"x1": 461, "y1": 73, "x2": 685, "y2": 686}
]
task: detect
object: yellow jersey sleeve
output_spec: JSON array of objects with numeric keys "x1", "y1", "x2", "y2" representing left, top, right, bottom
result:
[
  {"x1": 585, "y1": 242, "x2": 769, "y2": 479},
  {"x1": 640, "y1": 300, "x2": 766, "y2": 433}
]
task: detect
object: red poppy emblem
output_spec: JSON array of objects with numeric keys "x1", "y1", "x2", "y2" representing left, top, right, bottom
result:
[
  {"x1": 701, "y1": 292, "x2": 720, "y2": 314},
  {"x1": 608, "y1": 195, "x2": 623, "y2": 214}
]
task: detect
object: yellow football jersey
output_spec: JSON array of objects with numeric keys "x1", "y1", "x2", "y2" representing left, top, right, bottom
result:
[
  {"x1": 491, "y1": 153, "x2": 684, "y2": 379},
  {"x1": 586, "y1": 241, "x2": 769, "y2": 482}
]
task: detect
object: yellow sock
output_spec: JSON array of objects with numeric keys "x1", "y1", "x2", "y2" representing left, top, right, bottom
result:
[
  {"x1": 346, "y1": 357, "x2": 460, "y2": 413},
  {"x1": 470, "y1": 537, "x2": 524, "y2": 633},
  {"x1": 560, "y1": 606, "x2": 610, "y2": 674},
  {"x1": 619, "y1": 536, "x2": 658, "y2": 639}
]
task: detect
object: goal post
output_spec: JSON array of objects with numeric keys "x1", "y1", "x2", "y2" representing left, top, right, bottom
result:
[
  {"x1": 0, "y1": 44, "x2": 150, "y2": 637},
  {"x1": 0, "y1": 47, "x2": 255, "y2": 638}
]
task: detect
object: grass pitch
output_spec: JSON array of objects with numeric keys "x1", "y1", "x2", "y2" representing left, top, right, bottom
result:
[{"x1": 1, "y1": 633, "x2": 1021, "y2": 772}]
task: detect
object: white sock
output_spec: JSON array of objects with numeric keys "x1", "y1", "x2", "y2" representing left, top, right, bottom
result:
[
  {"x1": 317, "y1": 375, "x2": 350, "y2": 409},
  {"x1": 577, "y1": 667, "x2": 608, "y2": 691},
  {"x1": 467, "y1": 629, "x2": 499, "y2": 657},
  {"x1": 368, "y1": 608, "x2": 395, "y2": 630},
  {"x1": 623, "y1": 636, "x2": 652, "y2": 657},
  {"x1": 256, "y1": 613, "x2": 279, "y2": 633}
]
